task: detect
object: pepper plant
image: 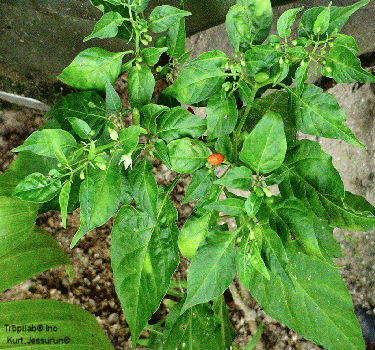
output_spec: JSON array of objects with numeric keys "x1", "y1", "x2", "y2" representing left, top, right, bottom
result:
[{"x1": 1, "y1": 0, "x2": 375, "y2": 349}]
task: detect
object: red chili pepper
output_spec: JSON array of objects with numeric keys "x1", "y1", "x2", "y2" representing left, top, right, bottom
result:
[{"x1": 208, "y1": 153, "x2": 225, "y2": 165}]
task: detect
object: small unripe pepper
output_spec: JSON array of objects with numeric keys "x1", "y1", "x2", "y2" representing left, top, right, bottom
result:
[{"x1": 208, "y1": 153, "x2": 225, "y2": 165}]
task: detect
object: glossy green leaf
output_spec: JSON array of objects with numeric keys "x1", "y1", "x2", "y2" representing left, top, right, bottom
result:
[
  {"x1": 119, "y1": 125, "x2": 145, "y2": 154},
  {"x1": 322, "y1": 35, "x2": 375, "y2": 83},
  {"x1": 215, "y1": 135, "x2": 233, "y2": 160},
  {"x1": 277, "y1": 7, "x2": 304, "y2": 38},
  {"x1": 168, "y1": 138, "x2": 209, "y2": 174},
  {"x1": 266, "y1": 197, "x2": 325, "y2": 259},
  {"x1": 105, "y1": 81, "x2": 122, "y2": 114},
  {"x1": 58, "y1": 47, "x2": 126, "y2": 90},
  {"x1": 140, "y1": 104, "x2": 169, "y2": 134},
  {"x1": 111, "y1": 205, "x2": 179, "y2": 344},
  {"x1": 240, "y1": 111, "x2": 287, "y2": 174},
  {"x1": 83, "y1": 11, "x2": 125, "y2": 42},
  {"x1": 66, "y1": 117, "x2": 91, "y2": 139},
  {"x1": 183, "y1": 168, "x2": 216, "y2": 204},
  {"x1": 0, "y1": 196, "x2": 38, "y2": 242},
  {"x1": 181, "y1": 229, "x2": 237, "y2": 313},
  {"x1": 226, "y1": 0, "x2": 272, "y2": 50},
  {"x1": 128, "y1": 158, "x2": 158, "y2": 218},
  {"x1": 278, "y1": 140, "x2": 375, "y2": 231},
  {"x1": 292, "y1": 84, "x2": 364, "y2": 148},
  {"x1": 45, "y1": 91, "x2": 108, "y2": 139},
  {"x1": 212, "y1": 295, "x2": 236, "y2": 348},
  {"x1": 205, "y1": 198, "x2": 245, "y2": 216},
  {"x1": 247, "y1": 243, "x2": 365, "y2": 350},
  {"x1": 0, "y1": 226, "x2": 71, "y2": 293},
  {"x1": 328, "y1": 0, "x2": 370, "y2": 34},
  {"x1": 12, "y1": 129, "x2": 77, "y2": 159},
  {"x1": 206, "y1": 94, "x2": 238, "y2": 140},
  {"x1": 314, "y1": 218, "x2": 343, "y2": 260},
  {"x1": 167, "y1": 17, "x2": 186, "y2": 58},
  {"x1": 245, "y1": 43, "x2": 282, "y2": 77},
  {"x1": 172, "y1": 50, "x2": 229, "y2": 104},
  {"x1": 59, "y1": 180, "x2": 71, "y2": 228},
  {"x1": 245, "y1": 192, "x2": 263, "y2": 217},
  {"x1": 141, "y1": 47, "x2": 168, "y2": 66},
  {"x1": 149, "y1": 5, "x2": 191, "y2": 33},
  {"x1": 313, "y1": 6, "x2": 330, "y2": 35},
  {"x1": 163, "y1": 300, "x2": 224, "y2": 350},
  {"x1": 237, "y1": 228, "x2": 270, "y2": 285},
  {"x1": 0, "y1": 299, "x2": 113, "y2": 349},
  {"x1": 178, "y1": 213, "x2": 210, "y2": 259},
  {"x1": 157, "y1": 107, "x2": 206, "y2": 142},
  {"x1": 214, "y1": 166, "x2": 253, "y2": 191},
  {"x1": 70, "y1": 151, "x2": 123, "y2": 248},
  {"x1": 128, "y1": 65, "x2": 155, "y2": 107},
  {"x1": 153, "y1": 139, "x2": 172, "y2": 168},
  {"x1": 12, "y1": 172, "x2": 61, "y2": 203}
]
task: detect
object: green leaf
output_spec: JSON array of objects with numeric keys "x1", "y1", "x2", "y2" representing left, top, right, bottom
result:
[
  {"x1": 45, "y1": 91, "x2": 108, "y2": 139},
  {"x1": 173, "y1": 50, "x2": 229, "y2": 104},
  {"x1": 66, "y1": 117, "x2": 92, "y2": 139},
  {"x1": 292, "y1": 84, "x2": 364, "y2": 148},
  {"x1": 149, "y1": 5, "x2": 191, "y2": 33},
  {"x1": 314, "y1": 218, "x2": 343, "y2": 260},
  {"x1": 278, "y1": 140, "x2": 375, "y2": 231},
  {"x1": 119, "y1": 125, "x2": 145, "y2": 154},
  {"x1": 226, "y1": 0, "x2": 272, "y2": 50},
  {"x1": 245, "y1": 192, "x2": 263, "y2": 217},
  {"x1": 12, "y1": 172, "x2": 61, "y2": 203},
  {"x1": 57, "y1": 47, "x2": 126, "y2": 90},
  {"x1": 167, "y1": 17, "x2": 186, "y2": 58},
  {"x1": 322, "y1": 35, "x2": 375, "y2": 83},
  {"x1": 153, "y1": 139, "x2": 172, "y2": 168},
  {"x1": 12, "y1": 129, "x2": 77, "y2": 159},
  {"x1": 168, "y1": 138, "x2": 209, "y2": 174},
  {"x1": 294, "y1": 62, "x2": 310, "y2": 96},
  {"x1": 245, "y1": 43, "x2": 282, "y2": 77},
  {"x1": 181, "y1": 229, "x2": 237, "y2": 313},
  {"x1": 111, "y1": 205, "x2": 179, "y2": 344},
  {"x1": 128, "y1": 65, "x2": 155, "y2": 107},
  {"x1": 212, "y1": 295, "x2": 236, "y2": 348},
  {"x1": 237, "y1": 227, "x2": 270, "y2": 284},
  {"x1": 277, "y1": 7, "x2": 304, "y2": 38},
  {"x1": 157, "y1": 106, "x2": 206, "y2": 143},
  {"x1": 0, "y1": 196, "x2": 38, "y2": 242},
  {"x1": 140, "y1": 104, "x2": 169, "y2": 134},
  {"x1": 0, "y1": 299, "x2": 113, "y2": 349},
  {"x1": 83, "y1": 11, "x2": 125, "y2": 42},
  {"x1": 247, "y1": 243, "x2": 366, "y2": 350},
  {"x1": 214, "y1": 166, "x2": 253, "y2": 191},
  {"x1": 105, "y1": 81, "x2": 122, "y2": 114},
  {"x1": 215, "y1": 135, "x2": 233, "y2": 160},
  {"x1": 206, "y1": 94, "x2": 238, "y2": 140},
  {"x1": 239, "y1": 111, "x2": 287, "y2": 174},
  {"x1": 164, "y1": 300, "x2": 225, "y2": 350},
  {"x1": 266, "y1": 197, "x2": 325, "y2": 259},
  {"x1": 328, "y1": 0, "x2": 370, "y2": 34},
  {"x1": 128, "y1": 158, "x2": 158, "y2": 218},
  {"x1": 183, "y1": 168, "x2": 216, "y2": 204},
  {"x1": 59, "y1": 180, "x2": 71, "y2": 228},
  {"x1": 70, "y1": 151, "x2": 123, "y2": 248},
  {"x1": 299, "y1": 0, "x2": 369, "y2": 38},
  {"x1": 0, "y1": 226, "x2": 71, "y2": 293},
  {"x1": 205, "y1": 198, "x2": 245, "y2": 216},
  {"x1": 178, "y1": 213, "x2": 210, "y2": 259},
  {"x1": 141, "y1": 47, "x2": 168, "y2": 66},
  {"x1": 313, "y1": 5, "x2": 330, "y2": 35},
  {"x1": 244, "y1": 322, "x2": 263, "y2": 349}
]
